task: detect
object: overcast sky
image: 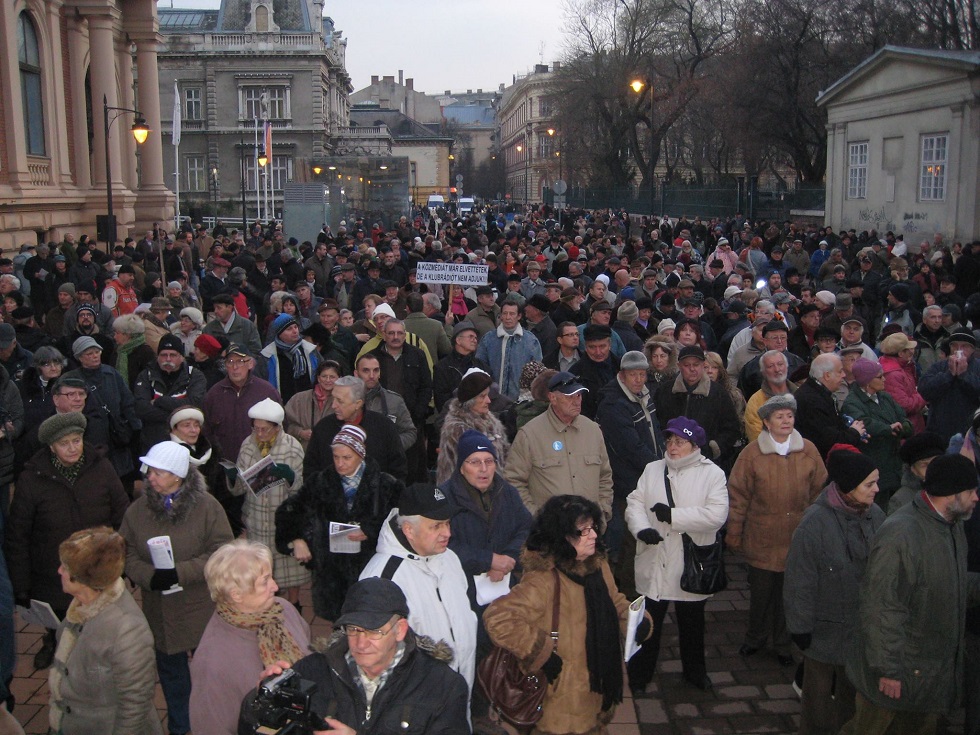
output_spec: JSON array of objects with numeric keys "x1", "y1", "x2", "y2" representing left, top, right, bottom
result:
[{"x1": 164, "y1": 0, "x2": 569, "y2": 94}]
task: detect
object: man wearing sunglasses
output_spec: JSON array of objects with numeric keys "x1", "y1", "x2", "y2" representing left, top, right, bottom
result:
[{"x1": 245, "y1": 578, "x2": 469, "y2": 734}]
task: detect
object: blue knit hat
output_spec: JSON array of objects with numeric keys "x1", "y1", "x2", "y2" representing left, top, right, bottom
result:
[
  {"x1": 457, "y1": 429, "x2": 498, "y2": 469},
  {"x1": 273, "y1": 312, "x2": 297, "y2": 336}
]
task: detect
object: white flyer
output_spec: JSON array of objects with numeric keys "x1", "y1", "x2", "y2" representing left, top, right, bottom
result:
[
  {"x1": 147, "y1": 535, "x2": 184, "y2": 595},
  {"x1": 329, "y1": 522, "x2": 362, "y2": 554},
  {"x1": 624, "y1": 595, "x2": 646, "y2": 662},
  {"x1": 16, "y1": 600, "x2": 60, "y2": 630},
  {"x1": 474, "y1": 572, "x2": 511, "y2": 606}
]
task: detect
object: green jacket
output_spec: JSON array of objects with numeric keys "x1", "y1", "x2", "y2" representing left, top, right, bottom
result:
[
  {"x1": 841, "y1": 387, "x2": 912, "y2": 494},
  {"x1": 846, "y1": 494, "x2": 980, "y2": 713}
]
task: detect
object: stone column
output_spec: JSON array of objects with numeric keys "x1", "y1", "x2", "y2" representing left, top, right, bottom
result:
[
  {"x1": 134, "y1": 34, "x2": 166, "y2": 191},
  {"x1": 66, "y1": 16, "x2": 91, "y2": 189},
  {"x1": 86, "y1": 12, "x2": 121, "y2": 189},
  {"x1": 118, "y1": 40, "x2": 138, "y2": 190}
]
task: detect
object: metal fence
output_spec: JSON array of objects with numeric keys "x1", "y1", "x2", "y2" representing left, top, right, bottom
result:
[{"x1": 546, "y1": 182, "x2": 825, "y2": 222}]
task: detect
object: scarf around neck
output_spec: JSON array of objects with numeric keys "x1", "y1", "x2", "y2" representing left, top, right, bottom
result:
[
  {"x1": 217, "y1": 601, "x2": 304, "y2": 667},
  {"x1": 558, "y1": 564, "x2": 623, "y2": 711},
  {"x1": 51, "y1": 450, "x2": 86, "y2": 484},
  {"x1": 115, "y1": 333, "x2": 146, "y2": 379},
  {"x1": 275, "y1": 337, "x2": 308, "y2": 379}
]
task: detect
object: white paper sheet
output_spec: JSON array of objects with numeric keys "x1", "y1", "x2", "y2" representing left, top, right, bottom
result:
[
  {"x1": 624, "y1": 595, "x2": 646, "y2": 662},
  {"x1": 147, "y1": 535, "x2": 184, "y2": 594},
  {"x1": 329, "y1": 522, "x2": 362, "y2": 554},
  {"x1": 474, "y1": 572, "x2": 511, "y2": 606},
  {"x1": 16, "y1": 600, "x2": 60, "y2": 629}
]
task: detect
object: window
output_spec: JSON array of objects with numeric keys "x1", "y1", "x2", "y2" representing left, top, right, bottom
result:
[
  {"x1": 18, "y1": 12, "x2": 45, "y2": 156},
  {"x1": 271, "y1": 155, "x2": 292, "y2": 189},
  {"x1": 243, "y1": 157, "x2": 258, "y2": 191},
  {"x1": 537, "y1": 137, "x2": 554, "y2": 159},
  {"x1": 539, "y1": 98, "x2": 552, "y2": 117},
  {"x1": 920, "y1": 134, "x2": 948, "y2": 201},
  {"x1": 847, "y1": 142, "x2": 868, "y2": 199},
  {"x1": 240, "y1": 86, "x2": 289, "y2": 121},
  {"x1": 186, "y1": 156, "x2": 206, "y2": 191},
  {"x1": 185, "y1": 88, "x2": 202, "y2": 121}
]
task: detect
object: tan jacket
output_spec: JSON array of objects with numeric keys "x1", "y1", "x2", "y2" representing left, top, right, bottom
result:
[
  {"x1": 504, "y1": 407, "x2": 613, "y2": 520},
  {"x1": 727, "y1": 430, "x2": 827, "y2": 572}
]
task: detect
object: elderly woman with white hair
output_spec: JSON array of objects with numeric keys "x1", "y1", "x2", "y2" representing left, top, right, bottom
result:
[
  {"x1": 436, "y1": 368, "x2": 509, "y2": 484},
  {"x1": 112, "y1": 313, "x2": 155, "y2": 389},
  {"x1": 169, "y1": 307, "x2": 204, "y2": 356},
  {"x1": 233, "y1": 397, "x2": 309, "y2": 611},
  {"x1": 189, "y1": 539, "x2": 310, "y2": 735},
  {"x1": 120, "y1": 441, "x2": 234, "y2": 735},
  {"x1": 727, "y1": 394, "x2": 827, "y2": 668}
]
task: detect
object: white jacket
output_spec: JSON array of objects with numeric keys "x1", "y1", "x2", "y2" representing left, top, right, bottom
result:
[
  {"x1": 626, "y1": 453, "x2": 729, "y2": 602},
  {"x1": 360, "y1": 509, "x2": 478, "y2": 691}
]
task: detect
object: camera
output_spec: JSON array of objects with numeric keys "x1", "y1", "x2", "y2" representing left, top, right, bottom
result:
[{"x1": 240, "y1": 669, "x2": 326, "y2": 735}]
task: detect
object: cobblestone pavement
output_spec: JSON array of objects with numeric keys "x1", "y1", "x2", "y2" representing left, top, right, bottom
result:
[{"x1": 9, "y1": 556, "x2": 967, "y2": 734}]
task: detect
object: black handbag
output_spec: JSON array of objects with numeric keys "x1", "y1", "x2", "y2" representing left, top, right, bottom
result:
[
  {"x1": 663, "y1": 466, "x2": 728, "y2": 595},
  {"x1": 92, "y1": 387, "x2": 133, "y2": 447}
]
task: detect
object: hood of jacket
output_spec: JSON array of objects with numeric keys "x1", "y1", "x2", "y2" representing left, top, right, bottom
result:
[
  {"x1": 521, "y1": 547, "x2": 607, "y2": 578},
  {"x1": 142, "y1": 465, "x2": 208, "y2": 524},
  {"x1": 314, "y1": 628, "x2": 455, "y2": 667}
]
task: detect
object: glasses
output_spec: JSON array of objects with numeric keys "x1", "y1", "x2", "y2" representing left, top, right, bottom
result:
[
  {"x1": 560, "y1": 332, "x2": 578, "y2": 338},
  {"x1": 340, "y1": 620, "x2": 399, "y2": 641},
  {"x1": 666, "y1": 435, "x2": 691, "y2": 446},
  {"x1": 37, "y1": 360, "x2": 62, "y2": 367},
  {"x1": 463, "y1": 458, "x2": 496, "y2": 469},
  {"x1": 575, "y1": 526, "x2": 598, "y2": 537},
  {"x1": 226, "y1": 358, "x2": 250, "y2": 366}
]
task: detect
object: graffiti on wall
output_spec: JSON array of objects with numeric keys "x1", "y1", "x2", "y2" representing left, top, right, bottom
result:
[{"x1": 901, "y1": 211, "x2": 930, "y2": 235}]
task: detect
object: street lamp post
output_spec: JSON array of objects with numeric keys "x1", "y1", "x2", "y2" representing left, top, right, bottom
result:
[
  {"x1": 239, "y1": 133, "x2": 247, "y2": 232},
  {"x1": 102, "y1": 94, "x2": 149, "y2": 249},
  {"x1": 630, "y1": 78, "x2": 656, "y2": 217},
  {"x1": 547, "y1": 127, "x2": 564, "y2": 227},
  {"x1": 524, "y1": 122, "x2": 532, "y2": 206},
  {"x1": 210, "y1": 166, "x2": 219, "y2": 220}
]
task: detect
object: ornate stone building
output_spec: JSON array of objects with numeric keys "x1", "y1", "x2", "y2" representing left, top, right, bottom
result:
[
  {"x1": 0, "y1": 0, "x2": 173, "y2": 250},
  {"x1": 157, "y1": 0, "x2": 352, "y2": 221}
]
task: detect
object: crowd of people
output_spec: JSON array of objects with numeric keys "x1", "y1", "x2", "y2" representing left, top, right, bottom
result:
[{"x1": 0, "y1": 207, "x2": 979, "y2": 735}]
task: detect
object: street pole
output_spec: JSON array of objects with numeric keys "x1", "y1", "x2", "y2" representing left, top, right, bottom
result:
[
  {"x1": 103, "y1": 94, "x2": 149, "y2": 250},
  {"x1": 649, "y1": 86, "x2": 655, "y2": 218},
  {"x1": 240, "y1": 134, "x2": 247, "y2": 231}
]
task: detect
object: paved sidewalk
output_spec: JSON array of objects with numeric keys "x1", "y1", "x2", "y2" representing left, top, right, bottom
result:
[{"x1": 10, "y1": 557, "x2": 966, "y2": 734}]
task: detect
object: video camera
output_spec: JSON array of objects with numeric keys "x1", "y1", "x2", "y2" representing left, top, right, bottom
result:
[{"x1": 240, "y1": 669, "x2": 326, "y2": 735}]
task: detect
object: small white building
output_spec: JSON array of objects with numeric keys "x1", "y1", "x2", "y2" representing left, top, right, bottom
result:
[{"x1": 818, "y1": 46, "x2": 980, "y2": 243}]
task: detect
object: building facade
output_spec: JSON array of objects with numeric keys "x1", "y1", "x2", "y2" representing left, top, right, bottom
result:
[
  {"x1": 497, "y1": 63, "x2": 561, "y2": 205},
  {"x1": 0, "y1": 0, "x2": 173, "y2": 250},
  {"x1": 818, "y1": 46, "x2": 980, "y2": 243},
  {"x1": 157, "y1": 0, "x2": 352, "y2": 223}
]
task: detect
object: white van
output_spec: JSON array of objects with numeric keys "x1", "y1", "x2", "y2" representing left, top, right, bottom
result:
[
  {"x1": 458, "y1": 197, "x2": 475, "y2": 213},
  {"x1": 426, "y1": 195, "x2": 445, "y2": 210}
]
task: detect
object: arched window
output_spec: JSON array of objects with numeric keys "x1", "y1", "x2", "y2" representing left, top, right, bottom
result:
[
  {"x1": 18, "y1": 12, "x2": 45, "y2": 156},
  {"x1": 255, "y1": 5, "x2": 269, "y2": 32}
]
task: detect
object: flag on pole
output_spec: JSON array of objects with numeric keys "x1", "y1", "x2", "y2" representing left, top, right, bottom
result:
[
  {"x1": 172, "y1": 81, "x2": 181, "y2": 147},
  {"x1": 263, "y1": 120, "x2": 272, "y2": 162}
]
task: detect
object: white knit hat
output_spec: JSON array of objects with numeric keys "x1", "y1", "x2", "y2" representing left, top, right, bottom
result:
[
  {"x1": 169, "y1": 406, "x2": 205, "y2": 430},
  {"x1": 372, "y1": 303, "x2": 396, "y2": 320},
  {"x1": 248, "y1": 397, "x2": 285, "y2": 425},
  {"x1": 140, "y1": 441, "x2": 190, "y2": 479},
  {"x1": 179, "y1": 307, "x2": 205, "y2": 327},
  {"x1": 657, "y1": 319, "x2": 676, "y2": 335}
]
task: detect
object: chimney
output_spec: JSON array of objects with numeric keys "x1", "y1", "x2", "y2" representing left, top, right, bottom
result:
[
  {"x1": 398, "y1": 70, "x2": 403, "y2": 85},
  {"x1": 467, "y1": 89, "x2": 472, "y2": 94},
  {"x1": 552, "y1": 61, "x2": 560, "y2": 71},
  {"x1": 371, "y1": 75, "x2": 379, "y2": 85},
  {"x1": 499, "y1": 83, "x2": 505, "y2": 92},
  {"x1": 406, "y1": 78, "x2": 413, "y2": 91},
  {"x1": 477, "y1": 88, "x2": 483, "y2": 94},
  {"x1": 445, "y1": 90, "x2": 451, "y2": 96},
  {"x1": 383, "y1": 75, "x2": 394, "y2": 84}
]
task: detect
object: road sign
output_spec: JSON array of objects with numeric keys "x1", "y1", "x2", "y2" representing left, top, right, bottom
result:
[
  {"x1": 455, "y1": 174, "x2": 464, "y2": 183},
  {"x1": 554, "y1": 196, "x2": 566, "y2": 207},
  {"x1": 553, "y1": 179, "x2": 568, "y2": 195}
]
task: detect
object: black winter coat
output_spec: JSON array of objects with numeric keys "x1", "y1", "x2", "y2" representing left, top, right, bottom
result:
[
  {"x1": 5, "y1": 444, "x2": 129, "y2": 610},
  {"x1": 793, "y1": 378, "x2": 863, "y2": 458},
  {"x1": 654, "y1": 373, "x2": 740, "y2": 470},
  {"x1": 432, "y1": 351, "x2": 491, "y2": 412},
  {"x1": 275, "y1": 458, "x2": 401, "y2": 620},
  {"x1": 595, "y1": 377, "x2": 664, "y2": 500},
  {"x1": 305, "y1": 411, "x2": 407, "y2": 481}
]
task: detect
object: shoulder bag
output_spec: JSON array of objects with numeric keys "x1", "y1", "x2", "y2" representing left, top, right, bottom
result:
[
  {"x1": 663, "y1": 465, "x2": 727, "y2": 595},
  {"x1": 477, "y1": 568, "x2": 560, "y2": 729}
]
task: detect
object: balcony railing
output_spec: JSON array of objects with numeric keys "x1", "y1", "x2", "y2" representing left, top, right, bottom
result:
[{"x1": 27, "y1": 157, "x2": 50, "y2": 186}]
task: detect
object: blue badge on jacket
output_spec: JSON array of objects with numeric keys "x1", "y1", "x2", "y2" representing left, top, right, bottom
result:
[{"x1": 553, "y1": 441, "x2": 563, "y2": 451}]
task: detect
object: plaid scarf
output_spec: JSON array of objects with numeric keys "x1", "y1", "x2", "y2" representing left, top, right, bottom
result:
[
  {"x1": 51, "y1": 451, "x2": 85, "y2": 485},
  {"x1": 275, "y1": 337, "x2": 308, "y2": 379},
  {"x1": 216, "y1": 601, "x2": 304, "y2": 668}
]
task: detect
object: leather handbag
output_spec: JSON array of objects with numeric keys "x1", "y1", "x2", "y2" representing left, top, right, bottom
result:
[
  {"x1": 663, "y1": 466, "x2": 728, "y2": 595},
  {"x1": 477, "y1": 569, "x2": 560, "y2": 729}
]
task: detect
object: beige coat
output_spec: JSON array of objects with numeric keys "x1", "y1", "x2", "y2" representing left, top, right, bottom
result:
[
  {"x1": 283, "y1": 388, "x2": 334, "y2": 450},
  {"x1": 51, "y1": 581, "x2": 162, "y2": 735},
  {"x1": 726, "y1": 430, "x2": 827, "y2": 572},
  {"x1": 119, "y1": 468, "x2": 234, "y2": 654},
  {"x1": 504, "y1": 407, "x2": 613, "y2": 521}
]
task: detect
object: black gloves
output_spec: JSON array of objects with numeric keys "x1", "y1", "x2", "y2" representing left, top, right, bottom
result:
[
  {"x1": 634, "y1": 618, "x2": 652, "y2": 645},
  {"x1": 636, "y1": 528, "x2": 663, "y2": 546},
  {"x1": 651, "y1": 503, "x2": 671, "y2": 524},
  {"x1": 540, "y1": 653, "x2": 563, "y2": 683},
  {"x1": 791, "y1": 633, "x2": 812, "y2": 651},
  {"x1": 149, "y1": 568, "x2": 179, "y2": 591}
]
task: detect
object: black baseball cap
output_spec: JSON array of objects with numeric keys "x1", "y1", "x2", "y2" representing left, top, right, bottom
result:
[
  {"x1": 398, "y1": 482, "x2": 458, "y2": 520},
  {"x1": 335, "y1": 578, "x2": 409, "y2": 630}
]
